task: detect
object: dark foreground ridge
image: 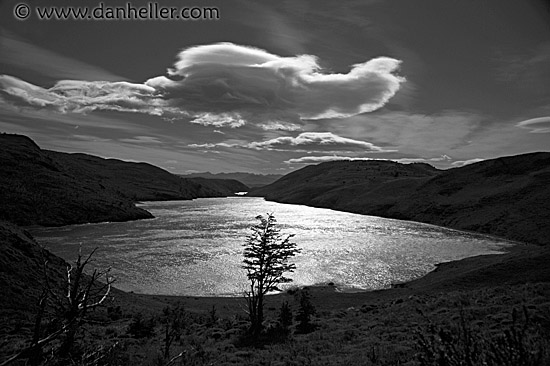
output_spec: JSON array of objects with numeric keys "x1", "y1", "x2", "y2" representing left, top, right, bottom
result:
[
  {"x1": 0, "y1": 133, "x2": 248, "y2": 226},
  {"x1": 250, "y1": 154, "x2": 550, "y2": 245}
]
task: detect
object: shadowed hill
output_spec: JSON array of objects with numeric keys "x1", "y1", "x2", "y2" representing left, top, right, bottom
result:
[
  {"x1": 0, "y1": 220, "x2": 67, "y2": 315},
  {"x1": 250, "y1": 153, "x2": 550, "y2": 245},
  {"x1": 249, "y1": 160, "x2": 439, "y2": 208},
  {"x1": 0, "y1": 133, "x2": 248, "y2": 226},
  {"x1": 181, "y1": 172, "x2": 283, "y2": 187},
  {"x1": 387, "y1": 152, "x2": 550, "y2": 245}
]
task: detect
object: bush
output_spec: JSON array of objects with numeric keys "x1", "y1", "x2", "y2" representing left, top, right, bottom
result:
[
  {"x1": 126, "y1": 313, "x2": 155, "y2": 339},
  {"x1": 416, "y1": 306, "x2": 550, "y2": 366},
  {"x1": 295, "y1": 289, "x2": 316, "y2": 334}
]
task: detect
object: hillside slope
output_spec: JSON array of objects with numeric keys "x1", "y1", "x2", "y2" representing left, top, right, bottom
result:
[
  {"x1": 388, "y1": 152, "x2": 550, "y2": 245},
  {"x1": 0, "y1": 221, "x2": 67, "y2": 315},
  {"x1": 182, "y1": 172, "x2": 283, "y2": 187},
  {"x1": 0, "y1": 134, "x2": 248, "y2": 226},
  {"x1": 250, "y1": 153, "x2": 550, "y2": 245},
  {"x1": 250, "y1": 160, "x2": 439, "y2": 209}
]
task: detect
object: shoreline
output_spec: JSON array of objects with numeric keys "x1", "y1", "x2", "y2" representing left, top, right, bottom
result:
[
  {"x1": 24, "y1": 196, "x2": 539, "y2": 316},
  {"x1": 129, "y1": 240, "x2": 547, "y2": 317},
  {"x1": 17, "y1": 196, "x2": 547, "y2": 318}
]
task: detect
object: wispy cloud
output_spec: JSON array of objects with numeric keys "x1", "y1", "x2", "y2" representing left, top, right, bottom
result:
[
  {"x1": 451, "y1": 158, "x2": 485, "y2": 167},
  {"x1": 257, "y1": 121, "x2": 302, "y2": 131},
  {"x1": 1, "y1": 31, "x2": 123, "y2": 82},
  {"x1": 329, "y1": 111, "x2": 486, "y2": 153},
  {"x1": 248, "y1": 132, "x2": 391, "y2": 152},
  {"x1": 284, "y1": 155, "x2": 377, "y2": 164},
  {"x1": 496, "y1": 42, "x2": 550, "y2": 97},
  {"x1": 188, "y1": 132, "x2": 393, "y2": 153},
  {"x1": 1, "y1": 42, "x2": 404, "y2": 125},
  {"x1": 119, "y1": 136, "x2": 163, "y2": 144},
  {"x1": 0, "y1": 75, "x2": 178, "y2": 116},
  {"x1": 394, "y1": 155, "x2": 451, "y2": 164},
  {"x1": 189, "y1": 112, "x2": 246, "y2": 128},
  {"x1": 515, "y1": 116, "x2": 550, "y2": 133}
]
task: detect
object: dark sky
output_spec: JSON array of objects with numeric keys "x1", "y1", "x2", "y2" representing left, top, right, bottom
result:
[{"x1": 1, "y1": 0, "x2": 549, "y2": 173}]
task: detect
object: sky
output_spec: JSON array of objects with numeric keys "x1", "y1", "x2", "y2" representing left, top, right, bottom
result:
[{"x1": 0, "y1": 0, "x2": 549, "y2": 174}]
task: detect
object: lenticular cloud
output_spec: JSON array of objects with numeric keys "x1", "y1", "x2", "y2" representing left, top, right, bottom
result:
[
  {"x1": 148, "y1": 43, "x2": 405, "y2": 119},
  {"x1": 0, "y1": 42, "x2": 405, "y2": 123}
]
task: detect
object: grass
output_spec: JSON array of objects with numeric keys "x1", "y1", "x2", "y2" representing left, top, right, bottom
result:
[{"x1": 2, "y1": 282, "x2": 549, "y2": 365}]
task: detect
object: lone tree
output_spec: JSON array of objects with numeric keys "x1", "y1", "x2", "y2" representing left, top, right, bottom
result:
[{"x1": 242, "y1": 213, "x2": 300, "y2": 335}]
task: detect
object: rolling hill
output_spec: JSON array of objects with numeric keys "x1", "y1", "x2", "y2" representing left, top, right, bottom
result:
[
  {"x1": 0, "y1": 133, "x2": 248, "y2": 226},
  {"x1": 250, "y1": 153, "x2": 550, "y2": 245},
  {"x1": 181, "y1": 172, "x2": 283, "y2": 188}
]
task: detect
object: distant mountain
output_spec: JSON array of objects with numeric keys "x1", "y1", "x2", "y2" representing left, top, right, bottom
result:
[
  {"x1": 181, "y1": 172, "x2": 283, "y2": 188},
  {"x1": 250, "y1": 153, "x2": 550, "y2": 245},
  {"x1": 0, "y1": 133, "x2": 248, "y2": 226}
]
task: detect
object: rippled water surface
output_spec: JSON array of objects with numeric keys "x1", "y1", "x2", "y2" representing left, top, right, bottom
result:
[{"x1": 29, "y1": 197, "x2": 513, "y2": 296}]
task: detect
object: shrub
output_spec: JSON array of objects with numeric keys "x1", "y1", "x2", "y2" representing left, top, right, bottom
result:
[
  {"x1": 126, "y1": 313, "x2": 155, "y2": 339},
  {"x1": 416, "y1": 306, "x2": 550, "y2": 366},
  {"x1": 295, "y1": 289, "x2": 316, "y2": 334}
]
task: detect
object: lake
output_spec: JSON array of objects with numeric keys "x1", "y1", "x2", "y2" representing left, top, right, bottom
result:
[{"x1": 29, "y1": 197, "x2": 513, "y2": 296}]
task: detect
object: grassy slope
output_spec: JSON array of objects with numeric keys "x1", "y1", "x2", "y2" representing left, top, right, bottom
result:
[
  {"x1": 250, "y1": 153, "x2": 550, "y2": 245},
  {"x1": 250, "y1": 160, "x2": 438, "y2": 206},
  {"x1": 0, "y1": 133, "x2": 248, "y2": 226}
]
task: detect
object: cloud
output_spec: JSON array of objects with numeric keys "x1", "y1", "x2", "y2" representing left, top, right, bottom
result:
[
  {"x1": 329, "y1": 111, "x2": 485, "y2": 154},
  {"x1": 0, "y1": 74, "x2": 180, "y2": 116},
  {"x1": 0, "y1": 93, "x2": 149, "y2": 134},
  {"x1": 515, "y1": 116, "x2": 550, "y2": 133},
  {"x1": 394, "y1": 155, "x2": 451, "y2": 164},
  {"x1": 284, "y1": 155, "x2": 377, "y2": 164},
  {"x1": 496, "y1": 42, "x2": 550, "y2": 97},
  {"x1": 151, "y1": 43, "x2": 404, "y2": 119},
  {"x1": 451, "y1": 158, "x2": 485, "y2": 167},
  {"x1": 284, "y1": 154, "x2": 454, "y2": 165},
  {"x1": 187, "y1": 142, "x2": 235, "y2": 149},
  {"x1": 1, "y1": 42, "x2": 404, "y2": 125},
  {"x1": 248, "y1": 132, "x2": 391, "y2": 152},
  {"x1": 119, "y1": 136, "x2": 163, "y2": 144},
  {"x1": 190, "y1": 112, "x2": 246, "y2": 128},
  {"x1": 257, "y1": 121, "x2": 302, "y2": 131},
  {"x1": 72, "y1": 135, "x2": 112, "y2": 143},
  {"x1": 0, "y1": 32, "x2": 123, "y2": 82},
  {"x1": 185, "y1": 132, "x2": 392, "y2": 154}
]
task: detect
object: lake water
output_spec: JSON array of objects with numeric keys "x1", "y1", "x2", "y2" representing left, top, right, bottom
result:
[{"x1": 29, "y1": 197, "x2": 513, "y2": 296}]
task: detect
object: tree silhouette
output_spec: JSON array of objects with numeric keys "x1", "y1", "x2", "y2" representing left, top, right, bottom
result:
[{"x1": 242, "y1": 213, "x2": 300, "y2": 335}]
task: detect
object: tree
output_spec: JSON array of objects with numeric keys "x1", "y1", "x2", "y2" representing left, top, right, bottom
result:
[
  {"x1": 161, "y1": 303, "x2": 187, "y2": 359},
  {"x1": 295, "y1": 289, "x2": 316, "y2": 334},
  {"x1": 1, "y1": 247, "x2": 114, "y2": 366},
  {"x1": 58, "y1": 247, "x2": 114, "y2": 356},
  {"x1": 242, "y1": 213, "x2": 300, "y2": 335}
]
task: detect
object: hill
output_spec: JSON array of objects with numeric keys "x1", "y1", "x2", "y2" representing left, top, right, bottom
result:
[
  {"x1": 181, "y1": 172, "x2": 283, "y2": 187},
  {"x1": 0, "y1": 133, "x2": 248, "y2": 226},
  {"x1": 249, "y1": 160, "x2": 439, "y2": 210},
  {"x1": 249, "y1": 153, "x2": 550, "y2": 245}
]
